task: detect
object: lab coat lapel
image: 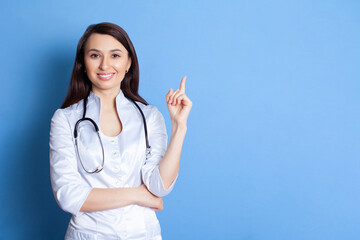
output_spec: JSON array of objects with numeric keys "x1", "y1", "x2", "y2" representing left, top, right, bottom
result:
[{"x1": 86, "y1": 89, "x2": 132, "y2": 136}]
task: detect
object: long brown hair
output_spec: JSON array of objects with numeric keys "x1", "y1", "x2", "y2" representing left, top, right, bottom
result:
[{"x1": 61, "y1": 22, "x2": 148, "y2": 108}]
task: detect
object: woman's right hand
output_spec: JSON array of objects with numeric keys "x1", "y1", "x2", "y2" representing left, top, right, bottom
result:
[{"x1": 135, "y1": 184, "x2": 164, "y2": 211}]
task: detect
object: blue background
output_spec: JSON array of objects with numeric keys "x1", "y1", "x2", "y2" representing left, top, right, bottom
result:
[{"x1": 0, "y1": 0, "x2": 359, "y2": 239}]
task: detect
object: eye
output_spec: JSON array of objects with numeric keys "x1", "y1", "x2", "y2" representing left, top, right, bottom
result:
[
  {"x1": 112, "y1": 54, "x2": 121, "y2": 58},
  {"x1": 90, "y1": 53, "x2": 99, "y2": 58}
]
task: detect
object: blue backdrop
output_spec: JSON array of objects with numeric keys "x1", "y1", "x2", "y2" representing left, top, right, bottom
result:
[{"x1": 0, "y1": 0, "x2": 359, "y2": 239}]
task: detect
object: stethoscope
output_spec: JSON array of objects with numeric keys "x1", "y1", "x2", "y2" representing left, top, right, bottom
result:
[{"x1": 73, "y1": 91, "x2": 151, "y2": 174}]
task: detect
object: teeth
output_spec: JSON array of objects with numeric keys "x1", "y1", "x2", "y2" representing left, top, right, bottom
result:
[{"x1": 99, "y1": 74, "x2": 113, "y2": 77}]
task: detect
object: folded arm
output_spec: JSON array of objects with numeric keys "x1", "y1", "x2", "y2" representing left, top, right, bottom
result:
[{"x1": 50, "y1": 109, "x2": 163, "y2": 216}]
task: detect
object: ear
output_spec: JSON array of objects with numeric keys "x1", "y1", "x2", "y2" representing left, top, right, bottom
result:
[{"x1": 127, "y1": 57, "x2": 132, "y2": 71}]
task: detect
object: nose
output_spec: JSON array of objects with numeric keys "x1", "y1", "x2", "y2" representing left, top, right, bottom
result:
[{"x1": 99, "y1": 56, "x2": 110, "y2": 70}]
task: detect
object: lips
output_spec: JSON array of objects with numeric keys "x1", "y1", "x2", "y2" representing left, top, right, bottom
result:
[{"x1": 97, "y1": 73, "x2": 115, "y2": 81}]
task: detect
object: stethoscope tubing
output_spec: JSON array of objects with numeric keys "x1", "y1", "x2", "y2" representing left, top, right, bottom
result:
[{"x1": 73, "y1": 91, "x2": 151, "y2": 173}]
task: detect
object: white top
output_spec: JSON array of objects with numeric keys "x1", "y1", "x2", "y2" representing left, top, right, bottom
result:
[{"x1": 49, "y1": 89, "x2": 178, "y2": 239}]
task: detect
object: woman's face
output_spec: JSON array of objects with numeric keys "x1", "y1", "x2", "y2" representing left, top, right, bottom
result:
[{"x1": 83, "y1": 33, "x2": 131, "y2": 93}]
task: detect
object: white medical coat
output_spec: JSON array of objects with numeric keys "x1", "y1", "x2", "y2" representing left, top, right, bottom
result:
[{"x1": 49, "y1": 89, "x2": 178, "y2": 240}]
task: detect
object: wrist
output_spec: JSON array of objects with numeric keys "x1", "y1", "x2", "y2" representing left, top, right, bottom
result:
[
  {"x1": 171, "y1": 123, "x2": 187, "y2": 134},
  {"x1": 131, "y1": 186, "x2": 142, "y2": 205}
]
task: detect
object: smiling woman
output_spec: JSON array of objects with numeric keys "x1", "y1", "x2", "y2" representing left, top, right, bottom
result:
[
  {"x1": 49, "y1": 22, "x2": 192, "y2": 240},
  {"x1": 61, "y1": 23, "x2": 146, "y2": 109},
  {"x1": 84, "y1": 33, "x2": 132, "y2": 94},
  {"x1": 83, "y1": 33, "x2": 133, "y2": 137}
]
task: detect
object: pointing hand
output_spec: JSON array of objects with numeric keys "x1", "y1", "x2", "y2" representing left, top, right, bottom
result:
[{"x1": 165, "y1": 76, "x2": 193, "y2": 127}]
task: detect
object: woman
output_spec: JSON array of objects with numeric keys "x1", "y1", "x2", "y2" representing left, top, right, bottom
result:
[{"x1": 49, "y1": 22, "x2": 192, "y2": 240}]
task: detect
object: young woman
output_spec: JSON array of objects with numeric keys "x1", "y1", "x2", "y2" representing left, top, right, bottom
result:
[{"x1": 49, "y1": 22, "x2": 192, "y2": 240}]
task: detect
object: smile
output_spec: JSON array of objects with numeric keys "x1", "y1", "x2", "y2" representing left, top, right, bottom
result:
[{"x1": 97, "y1": 73, "x2": 115, "y2": 81}]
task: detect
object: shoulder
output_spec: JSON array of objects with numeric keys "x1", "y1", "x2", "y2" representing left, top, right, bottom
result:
[
  {"x1": 133, "y1": 101, "x2": 165, "y2": 122},
  {"x1": 50, "y1": 101, "x2": 83, "y2": 125}
]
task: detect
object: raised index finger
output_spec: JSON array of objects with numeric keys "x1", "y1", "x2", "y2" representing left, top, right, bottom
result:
[{"x1": 180, "y1": 76, "x2": 187, "y2": 92}]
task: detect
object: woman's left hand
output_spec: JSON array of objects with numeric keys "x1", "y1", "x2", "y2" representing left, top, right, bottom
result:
[{"x1": 166, "y1": 76, "x2": 193, "y2": 127}]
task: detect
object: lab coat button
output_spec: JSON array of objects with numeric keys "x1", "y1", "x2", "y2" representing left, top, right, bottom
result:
[
  {"x1": 112, "y1": 151, "x2": 118, "y2": 157},
  {"x1": 110, "y1": 139, "x2": 116, "y2": 144}
]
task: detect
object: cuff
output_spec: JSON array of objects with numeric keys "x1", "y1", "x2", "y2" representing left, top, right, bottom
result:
[{"x1": 151, "y1": 166, "x2": 178, "y2": 197}]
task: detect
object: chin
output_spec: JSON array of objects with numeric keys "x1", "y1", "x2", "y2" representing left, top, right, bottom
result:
[{"x1": 92, "y1": 83, "x2": 122, "y2": 91}]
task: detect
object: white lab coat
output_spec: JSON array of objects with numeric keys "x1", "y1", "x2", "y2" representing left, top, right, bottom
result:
[{"x1": 49, "y1": 89, "x2": 178, "y2": 240}]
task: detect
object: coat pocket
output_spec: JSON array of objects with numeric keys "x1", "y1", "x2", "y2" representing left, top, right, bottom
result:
[
  {"x1": 65, "y1": 224, "x2": 97, "y2": 240},
  {"x1": 143, "y1": 207, "x2": 162, "y2": 239}
]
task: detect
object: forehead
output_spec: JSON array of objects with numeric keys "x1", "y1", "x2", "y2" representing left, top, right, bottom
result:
[{"x1": 84, "y1": 33, "x2": 127, "y2": 53}]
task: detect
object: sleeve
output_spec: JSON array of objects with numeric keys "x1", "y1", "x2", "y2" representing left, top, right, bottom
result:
[
  {"x1": 141, "y1": 106, "x2": 178, "y2": 197},
  {"x1": 49, "y1": 109, "x2": 93, "y2": 216}
]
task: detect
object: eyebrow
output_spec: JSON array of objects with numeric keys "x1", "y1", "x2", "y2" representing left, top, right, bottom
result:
[{"x1": 87, "y1": 48, "x2": 123, "y2": 53}]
